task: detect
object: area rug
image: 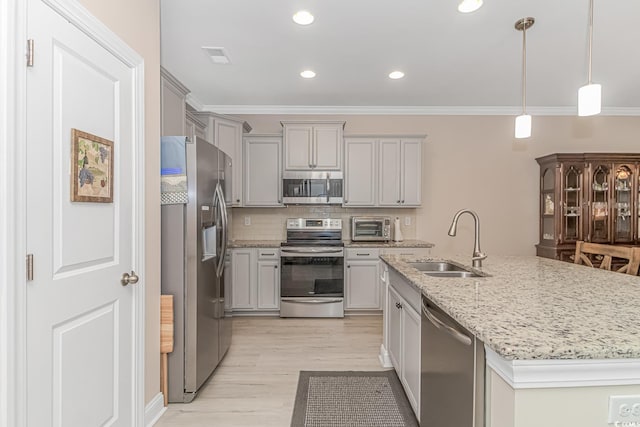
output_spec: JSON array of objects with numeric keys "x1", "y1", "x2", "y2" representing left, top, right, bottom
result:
[{"x1": 290, "y1": 370, "x2": 419, "y2": 427}]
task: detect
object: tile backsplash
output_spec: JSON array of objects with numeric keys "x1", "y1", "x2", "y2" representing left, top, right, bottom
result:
[{"x1": 230, "y1": 206, "x2": 417, "y2": 241}]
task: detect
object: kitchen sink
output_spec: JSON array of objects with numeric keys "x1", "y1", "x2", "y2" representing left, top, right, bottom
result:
[
  {"x1": 408, "y1": 261, "x2": 467, "y2": 272},
  {"x1": 423, "y1": 271, "x2": 482, "y2": 278},
  {"x1": 407, "y1": 261, "x2": 486, "y2": 278}
]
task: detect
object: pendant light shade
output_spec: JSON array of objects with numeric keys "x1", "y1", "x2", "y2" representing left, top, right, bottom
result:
[
  {"x1": 514, "y1": 17, "x2": 534, "y2": 139},
  {"x1": 578, "y1": 0, "x2": 601, "y2": 116},
  {"x1": 515, "y1": 114, "x2": 532, "y2": 139},
  {"x1": 578, "y1": 83, "x2": 602, "y2": 116}
]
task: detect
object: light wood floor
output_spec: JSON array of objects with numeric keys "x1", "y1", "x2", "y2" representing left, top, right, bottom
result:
[{"x1": 156, "y1": 316, "x2": 385, "y2": 427}]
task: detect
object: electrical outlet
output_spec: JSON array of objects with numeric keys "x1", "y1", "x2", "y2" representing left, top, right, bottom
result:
[
  {"x1": 608, "y1": 395, "x2": 640, "y2": 423},
  {"x1": 404, "y1": 216, "x2": 411, "y2": 226},
  {"x1": 244, "y1": 216, "x2": 251, "y2": 226}
]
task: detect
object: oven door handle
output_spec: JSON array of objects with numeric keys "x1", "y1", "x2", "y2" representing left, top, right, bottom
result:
[
  {"x1": 281, "y1": 298, "x2": 343, "y2": 304},
  {"x1": 281, "y1": 248, "x2": 343, "y2": 254}
]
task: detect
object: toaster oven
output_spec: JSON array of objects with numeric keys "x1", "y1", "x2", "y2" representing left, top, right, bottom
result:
[{"x1": 351, "y1": 216, "x2": 391, "y2": 242}]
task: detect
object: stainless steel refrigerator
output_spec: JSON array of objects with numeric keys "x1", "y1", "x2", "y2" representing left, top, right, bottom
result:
[{"x1": 161, "y1": 136, "x2": 232, "y2": 403}]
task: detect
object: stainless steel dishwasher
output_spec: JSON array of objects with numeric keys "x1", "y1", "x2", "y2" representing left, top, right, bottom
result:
[{"x1": 420, "y1": 296, "x2": 485, "y2": 427}]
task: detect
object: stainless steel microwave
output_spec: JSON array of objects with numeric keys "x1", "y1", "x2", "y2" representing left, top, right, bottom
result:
[
  {"x1": 351, "y1": 216, "x2": 391, "y2": 242},
  {"x1": 282, "y1": 171, "x2": 343, "y2": 205}
]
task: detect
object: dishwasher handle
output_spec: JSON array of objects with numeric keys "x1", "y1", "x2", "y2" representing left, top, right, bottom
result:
[{"x1": 422, "y1": 301, "x2": 472, "y2": 346}]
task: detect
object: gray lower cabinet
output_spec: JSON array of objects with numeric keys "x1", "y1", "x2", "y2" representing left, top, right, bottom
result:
[
  {"x1": 231, "y1": 248, "x2": 280, "y2": 313},
  {"x1": 345, "y1": 248, "x2": 382, "y2": 311},
  {"x1": 386, "y1": 269, "x2": 421, "y2": 421}
]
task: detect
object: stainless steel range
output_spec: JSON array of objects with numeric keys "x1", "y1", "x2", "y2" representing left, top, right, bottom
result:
[{"x1": 280, "y1": 218, "x2": 344, "y2": 318}]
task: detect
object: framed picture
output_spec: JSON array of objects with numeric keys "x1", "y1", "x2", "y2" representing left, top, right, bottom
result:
[{"x1": 71, "y1": 129, "x2": 114, "y2": 203}]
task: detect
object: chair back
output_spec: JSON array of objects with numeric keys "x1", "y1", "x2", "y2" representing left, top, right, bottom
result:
[{"x1": 574, "y1": 241, "x2": 639, "y2": 275}]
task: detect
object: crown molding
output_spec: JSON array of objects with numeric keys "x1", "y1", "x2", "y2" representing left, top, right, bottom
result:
[
  {"x1": 185, "y1": 94, "x2": 204, "y2": 112},
  {"x1": 197, "y1": 104, "x2": 640, "y2": 116}
]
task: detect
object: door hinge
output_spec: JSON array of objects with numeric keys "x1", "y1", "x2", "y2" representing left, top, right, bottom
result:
[
  {"x1": 26, "y1": 254, "x2": 34, "y2": 281},
  {"x1": 27, "y1": 39, "x2": 34, "y2": 67}
]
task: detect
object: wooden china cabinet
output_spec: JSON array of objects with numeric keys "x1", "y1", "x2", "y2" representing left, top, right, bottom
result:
[{"x1": 536, "y1": 153, "x2": 640, "y2": 262}]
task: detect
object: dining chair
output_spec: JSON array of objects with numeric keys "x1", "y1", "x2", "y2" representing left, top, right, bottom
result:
[{"x1": 574, "y1": 241, "x2": 639, "y2": 275}]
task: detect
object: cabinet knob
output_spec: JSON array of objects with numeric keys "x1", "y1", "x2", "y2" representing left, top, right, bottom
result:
[
  {"x1": 347, "y1": 265, "x2": 351, "y2": 268},
  {"x1": 397, "y1": 200, "x2": 401, "y2": 204},
  {"x1": 274, "y1": 265, "x2": 278, "y2": 269},
  {"x1": 236, "y1": 199, "x2": 240, "y2": 203},
  {"x1": 401, "y1": 200, "x2": 405, "y2": 204}
]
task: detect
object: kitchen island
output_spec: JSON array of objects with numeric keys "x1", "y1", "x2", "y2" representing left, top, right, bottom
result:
[{"x1": 381, "y1": 255, "x2": 640, "y2": 427}]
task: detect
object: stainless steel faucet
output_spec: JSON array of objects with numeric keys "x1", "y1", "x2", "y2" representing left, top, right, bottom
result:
[{"x1": 447, "y1": 209, "x2": 487, "y2": 268}]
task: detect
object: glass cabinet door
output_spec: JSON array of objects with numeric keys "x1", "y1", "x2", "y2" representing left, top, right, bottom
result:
[
  {"x1": 541, "y1": 167, "x2": 556, "y2": 241},
  {"x1": 612, "y1": 164, "x2": 633, "y2": 243},
  {"x1": 589, "y1": 164, "x2": 611, "y2": 242},
  {"x1": 637, "y1": 169, "x2": 640, "y2": 243},
  {"x1": 562, "y1": 165, "x2": 582, "y2": 243}
]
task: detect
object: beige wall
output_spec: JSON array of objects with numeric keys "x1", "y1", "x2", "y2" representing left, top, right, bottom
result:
[
  {"x1": 487, "y1": 368, "x2": 640, "y2": 427},
  {"x1": 77, "y1": 0, "x2": 161, "y2": 404},
  {"x1": 237, "y1": 114, "x2": 640, "y2": 257}
]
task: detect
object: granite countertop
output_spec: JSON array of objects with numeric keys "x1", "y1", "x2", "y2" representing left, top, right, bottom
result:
[
  {"x1": 344, "y1": 239, "x2": 434, "y2": 248},
  {"x1": 229, "y1": 239, "x2": 434, "y2": 249},
  {"x1": 381, "y1": 254, "x2": 640, "y2": 361},
  {"x1": 228, "y1": 240, "x2": 282, "y2": 248}
]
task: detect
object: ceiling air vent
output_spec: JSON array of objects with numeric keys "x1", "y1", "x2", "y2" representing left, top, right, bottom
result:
[{"x1": 202, "y1": 47, "x2": 231, "y2": 64}]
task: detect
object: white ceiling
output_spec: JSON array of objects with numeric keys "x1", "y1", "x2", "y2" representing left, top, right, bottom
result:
[{"x1": 160, "y1": 0, "x2": 640, "y2": 115}]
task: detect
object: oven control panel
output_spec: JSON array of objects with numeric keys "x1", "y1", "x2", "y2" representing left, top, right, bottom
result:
[{"x1": 286, "y1": 218, "x2": 342, "y2": 230}]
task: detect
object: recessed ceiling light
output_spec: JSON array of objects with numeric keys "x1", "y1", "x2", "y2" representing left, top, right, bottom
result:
[
  {"x1": 458, "y1": 0, "x2": 483, "y2": 13},
  {"x1": 388, "y1": 71, "x2": 405, "y2": 80},
  {"x1": 300, "y1": 70, "x2": 316, "y2": 79},
  {"x1": 293, "y1": 10, "x2": 314, "y2": 25}
]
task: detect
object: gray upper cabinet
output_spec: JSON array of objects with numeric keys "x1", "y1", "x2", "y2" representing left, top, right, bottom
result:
[
  {"x1": 282, "y1": 121, "x2": 344, "y2": 171},
  {"x1": 161, "y1": 67, "x2": 189, "y2": 137},
  {"x1": 344, "y1": 137, "x2": 377, "y2": 206},
  {"x1": 185, "y1": 110, "x2": 206, "y2": 143},
  {"x1": 243, "y1": 135, "x2": 283, "y2": 207},
  {"x1": 378, "y1": 138, "x2": 423, "y2": 207},
  {"x1": 194, "y1": 112, "x2": 245, "y2": 206},
  {"x1": 344, "y1": 135, "x2": 424, "y2": 208}
]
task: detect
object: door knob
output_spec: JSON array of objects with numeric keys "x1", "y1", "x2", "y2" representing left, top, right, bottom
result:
[{"x1": 121, "y1": 271, "x2": 139, "y2": 286}]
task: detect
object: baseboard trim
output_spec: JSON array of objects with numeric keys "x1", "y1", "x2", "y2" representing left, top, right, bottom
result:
[
  {"x1": 378, "y1": 344, "x2": 393, "y2": 368},
  {"x1": 231, "y1": 311, "x2": 280, "y2": 317},
  {"x1": 144, "y1": 392, "x2": 167, "y2": 426}
]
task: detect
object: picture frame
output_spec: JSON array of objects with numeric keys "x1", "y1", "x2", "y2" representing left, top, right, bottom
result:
[{"x1": 71, "y1": 129, "x2": 114, "y2": 203}]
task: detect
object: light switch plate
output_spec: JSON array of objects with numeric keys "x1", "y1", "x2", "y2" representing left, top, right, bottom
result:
[
  {"x1": 404, "y1": 216, "x2": 411, "y2": 226},
  {"x1": 244, "y1": 216, "x2": 251, "y2": 226}
]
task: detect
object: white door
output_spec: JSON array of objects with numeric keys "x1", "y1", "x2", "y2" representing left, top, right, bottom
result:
[{"x1": 25, "y1": 0, "x2": 142, "y2": 425}]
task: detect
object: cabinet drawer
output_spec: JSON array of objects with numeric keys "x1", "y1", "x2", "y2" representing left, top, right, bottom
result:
[
  {"x1": 346, "y1": 248, "x2": 380, "y2": 260},
  {"x1": 258, "y1": 248, "x2": 280, "y2": 260}
]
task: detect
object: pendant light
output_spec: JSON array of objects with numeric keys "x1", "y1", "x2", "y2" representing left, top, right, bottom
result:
[
  {"x1": 578, "y1": 0, "x2": 601, "y2": 116},
  {"x1": 514, "y1": 17, "x2": 534, "y2": 139}
]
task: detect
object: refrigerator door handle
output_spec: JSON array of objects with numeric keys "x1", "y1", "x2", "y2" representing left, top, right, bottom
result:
[{"x1": 214, "y1": 183, "x2": 228, "y2": 278}]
